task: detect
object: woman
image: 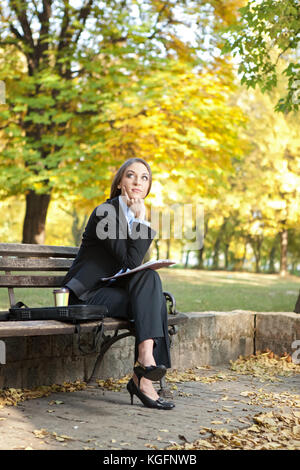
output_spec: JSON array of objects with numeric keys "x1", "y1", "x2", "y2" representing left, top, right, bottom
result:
[{"x1": 62, "y1": 158, "x2": 174, "y2": 410}]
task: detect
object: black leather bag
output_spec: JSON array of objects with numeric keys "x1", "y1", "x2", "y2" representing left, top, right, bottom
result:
[
  {"x1": 8, "y1": 302, "x2": 109, "y2": 354},
  {"x1": 8, "y1": 301, "x2": 108, "y2": 323}
]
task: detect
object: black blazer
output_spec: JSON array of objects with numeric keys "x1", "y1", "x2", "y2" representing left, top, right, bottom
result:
[{"x1": 62, "y1": 196, "x2": 156, "y2": 299}]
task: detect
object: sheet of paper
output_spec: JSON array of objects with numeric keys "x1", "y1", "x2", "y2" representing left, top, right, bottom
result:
[{"x1": 100, "y1": 259, "x2": 176, "y2": 281}]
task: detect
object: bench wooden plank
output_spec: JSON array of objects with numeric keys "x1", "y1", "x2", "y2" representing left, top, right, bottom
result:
[
  {"x1": 0, "y1": 318, "x2": 132, "y2": 337},
  {"x1": 0, "y1": 258, "x2": 73, "y2": 271},
  {"x1": 0, "y1": 243, "x2": 78, "y2": 258},
  {"x1": 0, "y1": 314, "x2": 187, "y2": 338},
  {"x1": 0, "y1": 275, "x2": 65, "y2": 287}
]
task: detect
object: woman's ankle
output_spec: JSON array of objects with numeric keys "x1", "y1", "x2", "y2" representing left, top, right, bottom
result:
[
  {"x1": 137, "y1": 357, "x2": 156, "y2": 367},
  {"x1": 134, "y1": 375, "x2": 159, "y2": 399}
]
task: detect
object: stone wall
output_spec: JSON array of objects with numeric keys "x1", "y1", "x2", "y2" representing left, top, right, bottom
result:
[{"x1": 0, "y1": 311, "x2": 299, "y2": 389}]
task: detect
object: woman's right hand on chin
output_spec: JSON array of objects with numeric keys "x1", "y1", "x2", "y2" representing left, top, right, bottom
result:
[{"x1": 121, "y1": 186, "x2": 146, "y2": 220}]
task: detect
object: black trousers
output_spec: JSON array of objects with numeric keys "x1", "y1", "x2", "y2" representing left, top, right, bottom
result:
[{"x1": 69, "y1": 269, "x2": 171, "y2": 368}]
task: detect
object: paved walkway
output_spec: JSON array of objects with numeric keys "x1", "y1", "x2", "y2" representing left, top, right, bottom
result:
[{"x1": 0, "y1": 365, "x2": 299, "y2": 451}]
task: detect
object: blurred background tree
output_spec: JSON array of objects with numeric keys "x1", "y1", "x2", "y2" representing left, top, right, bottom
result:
[
  {"x1": 1, "y1": 0, "x2": 300, "y2": 283},
  {"x1": 0, "y1": 0, "x2": 245, "y2": 243},
  {"x1": 223, "y1": 0, "x2": 300, "y2": 113}
]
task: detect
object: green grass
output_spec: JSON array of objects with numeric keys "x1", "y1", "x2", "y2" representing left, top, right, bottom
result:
[
  {"x1": 159, "y1": 268, "x2": 300, "y2": 313},
  {"x1": 1, "y1": 268, "x2": 299, "y2": 313}
]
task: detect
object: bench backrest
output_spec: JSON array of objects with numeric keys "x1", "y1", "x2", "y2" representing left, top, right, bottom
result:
[{"x1": 0, "y1": 243, "x2": 78, "y2": 307}]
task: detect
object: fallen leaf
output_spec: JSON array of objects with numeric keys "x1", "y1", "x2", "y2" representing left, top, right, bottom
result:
[
  {"x1": 33, "y1": 429, "x2": 49, "y2": 439},
  {"x1": 292, "y1": 425, "x2": 300, "y2": 436},
  {"x1": 145, "y1": 443, "x2": 158, "y2": 449}
]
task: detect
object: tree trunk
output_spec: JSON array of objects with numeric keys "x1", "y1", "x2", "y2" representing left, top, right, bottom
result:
[
  {"x1": 71, "y1": 210, "x2": 88, "y2": 246},
  {"x1": 212, "y1": 219, "x2": 227, "y2": 270},
  {"x1": 241, "y1": 241, "x2": 247, "y2": 268},
  {"x1": 185, "y1": 250, "x2": 190, "y2": 268},
  {"x1": 196, "y1": 247, "x2": 204, "y2": 269},
  {"x1": 212, "y1": 238, "x2": 220, "y2": 269},
  {"x1": 249, "y1": 236, "x2": 262, "y2": 273},
  {"x1": 254, "y1": 246, "x2": 261, "y2": 273},
  {"x1": 224, "y1": 243, "x2": 229, "y2": 269},
  {"x1": 165, "y1": 239, "x2": 170, "y2": 259},
  {"x1": 268, "y1": 243, "x2": 276, "y2": 273},
  {"x1": 294, "y1": 291, "x2": 300, "y2": 313},
  {"x1": 196, "y1": 217, "x2": 208, "y2": 269},
  {"x1": 22, "y1": 190, "x2": 51, "y2": 244},
  {"x1": 279, "y1": 229, "x2": 288, "y2": 276}
]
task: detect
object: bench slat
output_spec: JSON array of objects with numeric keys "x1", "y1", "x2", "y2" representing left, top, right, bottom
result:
[
  {"x1": 0, "y1": 275, "x2": 65, "y2": 287},
  {"x1": 0, "y1": 243, "x2": 78, "y2": 258},
  {"x1": 0, "y1": 258, "x2": 73, "y2": 271},
  {"x1": 0, "y1": 318, "x2": 134, "y2": 337},
  {"x1": 0, "y1": 314, "x2": 187, "y2": 338}
]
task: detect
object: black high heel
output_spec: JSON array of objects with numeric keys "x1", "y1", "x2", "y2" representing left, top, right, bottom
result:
[
  {"x1": 133, "y1": 361, "x2": 166, "y2": 385},
  {"x1": 126, "y1": 378, "x2": 175, "y2": 410}
]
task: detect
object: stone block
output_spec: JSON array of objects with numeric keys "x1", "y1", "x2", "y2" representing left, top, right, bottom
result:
[
  {"x1": 94, "y1": 335, "x2": 135, "y2": 379},
  {"x1": 52, "y1": 334, "x2": 73, "y2": 357},
  {"x1": 0, "y1": 363, "x2": 23, "y2": 388},
  {"x1": 26, "y1": 335, "x2": 52, "y2": 359},
  {"x1": 0, "y1": 337, "x2": 27, "y2": 363},
  {"x1": 170, "y1": 311, "x2": 255, "y2": 370},
  {"x1": 255, "y1": 312, "x2": 300, "y2": 356}
]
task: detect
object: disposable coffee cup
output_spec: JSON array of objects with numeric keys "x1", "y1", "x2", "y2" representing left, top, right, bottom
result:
[{"x1": 53, "y1": 288, "x2": 69, "y2": 307}]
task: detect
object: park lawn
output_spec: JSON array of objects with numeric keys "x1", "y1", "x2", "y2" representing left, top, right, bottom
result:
[
  {"x1": 159, "y1": 268, "x2": 300, "y2": 313},
  {"x1": 0, "y1": 268, "x2": 299, "y2": 313}
]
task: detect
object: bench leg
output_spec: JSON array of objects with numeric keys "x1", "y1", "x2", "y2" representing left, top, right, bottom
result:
[
  {"x1": 158, "y1": 375, "x2": 173, "y2": 398},
  {"x1": 156, "y1": 322, "x2": 180, "y2": 398},
  {"x1": 86, "y1": 329, "x2": 134, "y2": 384}
]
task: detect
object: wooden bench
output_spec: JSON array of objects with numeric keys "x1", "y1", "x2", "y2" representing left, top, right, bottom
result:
[{"x1": 0, "y1": 243, "x2": 187, "y2": 388}]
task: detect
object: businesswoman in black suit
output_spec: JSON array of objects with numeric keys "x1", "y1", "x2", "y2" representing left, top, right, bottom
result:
[{"x1": 62, "y1": 158, "x2": 174, "y2": 410}]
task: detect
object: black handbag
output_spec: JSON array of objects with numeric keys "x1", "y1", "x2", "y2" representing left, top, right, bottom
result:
[{"x1": 8, "y1": 302, "x2": 108, "y2": 354}]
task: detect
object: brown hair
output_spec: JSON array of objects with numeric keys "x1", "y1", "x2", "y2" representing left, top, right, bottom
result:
[{"x1": 110, "y1": 158, "x2": 152, "y2": 199}]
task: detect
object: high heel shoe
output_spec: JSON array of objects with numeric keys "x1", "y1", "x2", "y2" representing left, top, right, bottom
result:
[
  {"x1": 127, "y1": 378, "x2": 175, "y2": 410},
  {"x1": 133, "y1": 361, "x2": 166, "y2": 384}
]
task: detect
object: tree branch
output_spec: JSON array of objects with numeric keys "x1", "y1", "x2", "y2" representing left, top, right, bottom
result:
[
  {"x1": 9, "y1": 24, "x2": 25, "y2": 42},
  {"x1": 148, "y1": 3, "x2": 169, "y2": 40},
  {"x1": 57, "y1": 0, "x2": 71, "y2": 53},
  {"x1": 73, "y1": 0, "x2": 95, "y2": 44},
  {"x1": 36, "y1": 0, "x2": 52, "y2": 61},
  {"x1": 10, "y1": 0, "x2": 35, "y2": 50}
]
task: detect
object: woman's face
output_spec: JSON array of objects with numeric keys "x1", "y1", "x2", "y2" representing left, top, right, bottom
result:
[{"x1": 118, "y1": 162, "x2": 150, "y2": 200}]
